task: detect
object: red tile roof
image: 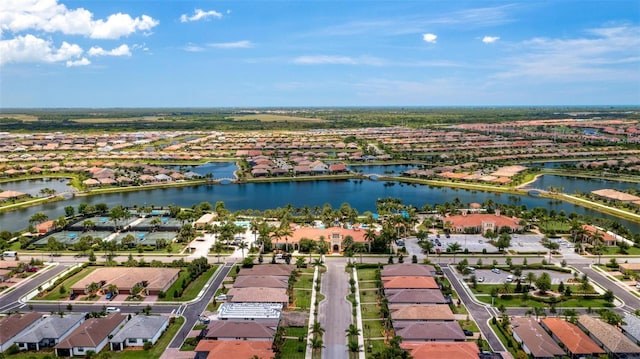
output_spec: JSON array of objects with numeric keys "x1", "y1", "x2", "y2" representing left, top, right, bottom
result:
[
  {"x1": 541, "y1": 318, "x2": 604, "y2": 356},
  {"x1": 383, "y1": 276, "x2": 438, "y2": 289},
  {"x1": 195, "y1": 340, "x2": 274, "y2": 359},
  {"x1": 401, "y1": 341, "x2": 479, "y2": 359}
]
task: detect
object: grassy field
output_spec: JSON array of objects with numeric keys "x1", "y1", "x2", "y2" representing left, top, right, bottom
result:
[
  {"x1": 293, "y1": 288, "x2": 312, "y2": 309},
  {"x1": 159, "y1": 265, "x2": 218, "y2": 302},
  {"x1": 73, "y1": 116, "x2": 162, "y2": 123},
  {"x1": 41, "y1": 266, "x2": 96, "y2": 300},
  {"x1": 538, "y1": 220, "x2": 571, "y2": 233},
  {"x1": 0, "y1": 114, "x2": 39, "y2": 121},
  {"x1": 230, "y1": 114, "x2": 326, "y2": 123},
  {"x1": 357, "y1": 268, "x2": 378, "y2": 281},
  {"x1": 280, "y1": 339, "x2": 306, "y2": 358}
]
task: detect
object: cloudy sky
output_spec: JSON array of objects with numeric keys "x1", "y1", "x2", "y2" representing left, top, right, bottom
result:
[{"x1": 1, "y1": 0, "x2": 638, "y2": 107}]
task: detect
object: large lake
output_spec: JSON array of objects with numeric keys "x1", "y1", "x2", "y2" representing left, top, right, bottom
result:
[
  {"x1": 1, "y1": 177, "x2": 638, "y2": 233},
  {"x1": 526, "y1": 174, "x2": 638, "y2": 193},
  {"x1": 167, "y1": 162, "x2": 237, "y2": 178},
  {"x1": 0, "y1": 178, "x2": 74, "y2": 196}
]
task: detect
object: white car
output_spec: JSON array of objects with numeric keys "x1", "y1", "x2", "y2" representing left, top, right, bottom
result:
[
  {"x1": 477, "y1": 277, "x2": 485, "y2": 283},
  {"x1": 215, "y1": 294, "x2": 228, "y2": 301},
  {"x1": 106, "y1": 307, "x2": 120, "y2": 313}
]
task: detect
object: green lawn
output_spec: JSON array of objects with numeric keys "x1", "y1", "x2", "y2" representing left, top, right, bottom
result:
[
  {"x1": 358, "y1": 281, "x2": 379, "y2": 289},
  {"x1": 357, "y1": 269, "x2": 378, "y2": 281},
  {"x1": 458, "y1": 319, "x2": 479, "y2": 332},
  {"x1": 295, "y1": 274, "x2": 314, "y2": 289},
  {"x1": 159, "y1": 265, "x2": 218, "y2": 302},
  {"x1": 358, "y1": 289, "x2": 378, "y2": 301},
  {"x1": 280, "y1": 339, "x2": 306, "y2": 358},
  {"x1": 362, "y1": 319, "x2": 385, "y2": 338},
  {"x1": 477, "y1": 294, "x2": 610, "y2": 308},
  {"x1": 41, "y1": 266, "x2": 96, "y2": 300},
  {"x1": 601, "y1": 246, "x2": 640, "y2": 255},
  {"x1": 538, "y1": 220, "x2": 571, "y2": 233},
  {"x1": 361, "y1": 303, "x2": 381, "y2": 319},
  {"x1": 366, "y1": 340, "x2": 389, "y2": 358},
  {"x1": 285, "y1": 326, "x2": 308, "y2": 338},
  {"x1": 293, "y1": 289, "x2": 312, "y2": 309}
]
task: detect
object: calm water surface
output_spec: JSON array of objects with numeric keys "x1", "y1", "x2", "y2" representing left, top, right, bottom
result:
[
  {"x1": 0, "y1": 178, "x2": 74, "y2": 196},
  {"x1": 526, "y1": 174, "x2": 638, "y2": 193},
  {"x1": 1, "y1": 179, "x2": 638, "y2": 233}
]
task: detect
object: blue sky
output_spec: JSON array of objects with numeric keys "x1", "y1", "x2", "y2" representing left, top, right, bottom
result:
[{"x1": 1, "y1": 0, "x2": 639, "y2": 107}]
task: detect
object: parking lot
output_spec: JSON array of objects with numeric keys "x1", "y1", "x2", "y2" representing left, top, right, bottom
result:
[
  {"x1": 467, "y1": 269, "x2": 573, "y2": 285},
  {"x1": 403, "y1": 233, "x2": 547, "y2": 255}
]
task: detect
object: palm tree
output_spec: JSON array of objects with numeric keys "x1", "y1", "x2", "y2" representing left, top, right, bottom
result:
[
  {"x1": 593, "y1": 240, "x2": 606, "y2": 265},
  {"x1": 312, "y1": 321, "x2": 325, "y2": 336},
  {"x1": 345, "y1": 324, "x2": 360, "y2": 337},
  {"x1": 347, "y1": 339, "x2": 362, "y2": 357},
  {"x1": 447, "y1": 242, "x2": 461, "y2": 262},
  {"x1": 238, "y1": 241, "x2": 248, "y2": 259},
  {"x1": 526, "y1": 272, "x2": 537, "y2": 289},
  {"x1": 420, "y1": 240, "x2": 434, "y2": 260},
  {"x1": 364, "y1": 228, "x2": 376, "y2": 253},
  {"x1": 310, "y1": 337, "x2": 323, "y2": 353}
]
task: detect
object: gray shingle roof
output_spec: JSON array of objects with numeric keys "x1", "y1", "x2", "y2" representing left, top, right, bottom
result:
[
  {"x1": 110, "y1": 315, "x2": 169, "y2": 343},
  {"x1": 622, "y1": 313, "x2": 640, "y2": 343},
  {"x1": 13, "y1": 314, "x2": 85, "y2": 344}
]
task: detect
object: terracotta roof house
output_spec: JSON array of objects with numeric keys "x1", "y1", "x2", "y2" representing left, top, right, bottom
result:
[
  {"x1": 389, "y1": 304, "x2": 454, "y2": 322},
  {"x1": 540, "y1": 318, "x2": 605, "y2": 358},
  {"x1": 203, "y1": 320, "x2": 278, "y2": 341},
  {"x1": 401, "y1": 341, "x2": 479, "y2": 359},
  {"x1": 511, "y1": 317, "x2": 564, "y2": 359},
  {"x1": 444, "y1": 211, "x2": 522, "y2": 234},
  {"x1": 36, "y1": 220, "x2": 55, "y2": 234},
  {"x1": 622, "y1": 313, "x2": 640, "y2": 344},
  {"x1": 227, "y1": 287, "x2": 289, "y2": 305},
  {"x1": 381, "y1": 264, "x2": 435, "y2": 277},
  {"x1": 582, "y1": 225, "x2": 619, "y2": 246},
  {"x1": 385, "y1": 289, "x2": 447, "y2": 304},
  {"x1": 0, "y1": 190, "x2": 28, "y2": 201},
  {"x1": 329, "y1": 163, "x2": 347, "y2": 173},
  {"x1": 109, "y1": 315, "x2": 169, "y2": 351},
  {"x1": 0, "y1": 312, "x2": 43, "y2": 352},
  {"x1": 382, "y1": 276, "x2": 438, "y2": 290},
  {"x1": 618, "y1": 263, "x2": 640, "y2": 273},
  {"x1": 232, "y1": 276, "x2": 289, "y2": 289},
  {"x1": 55, "y1": 313, "x2": 127, "y2": 357},
  {"x1": 195, "y1": 339, "x2": 274, "y2": 359},
  {"x1": 14, "y1": 313, "x2": 86, "y2": 352},
  {"x1": 394, "y1": 321, "x2": 465, "y2": 342},
  {"x1": 577, "y1": 315, "x2": 640, "y2": 357},
  {"x1": 237, "y1": 264, "x2": 295, "y2": 277},
  {"x1": 71, "y1": 267, "x2": 180, "y2": 296}
]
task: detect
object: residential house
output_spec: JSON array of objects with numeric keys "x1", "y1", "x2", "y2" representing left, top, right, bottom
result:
[
  {"x1": 382, "y1": 276, "x2": 439, "y2": 290},
  {"x1": 381, "y1": 264, "x2": 435, "y2": 277},
  {"x1": 511, "y1": 317, "x2": 564, "y2": 359},
  {"x1": 389, "y1": 304, "x2": 454, "y2": 322},
  {"x1": 232, "y1": 276, "x2": 288, "y2": 289},
  {"x1": 577, "y1": 315, "x2": 640, "y2": 358},
  {"x1": 622, "y1": 313, "x2": 640, "y2": 345},
  {"x1": 202, "y1": 320, "x2": 278, "y2": 341},
  {"x1": 237, "y1": 264, "x2": 295, "y2": 277},
  {"x1": 385, "y1": 289, "x2": 447, "y2": 305},
  {"x1": 540, "y1": 318, "x2": 605, "y2": 358},
  {"x1": 227, "y1": 287, "x2": 289, "y2": 306},
  {"x1": 394, "y1": 321, "x2": 466, "y2": 342},
  {"x1": 14, "y1": 313, "x2": 85, "y2": 351},
  {"x1": 109, "y1": 315, "x2": 169, "y2": 351},
  {"x1": 55, "y1": 313, "x2": 127, "y2": 357},
  {"x1": 0, "y1": 312, "x2": 43, "y2": 352},
  {"x1": 401, "y1": 341, "x2": 479, "y2": 359},
  {"x1": 217, "y1": 303, "x2": 283, "y2": 321},
  {"x1": 195, "y1": 340, "x2": 274, "y2": 359}
]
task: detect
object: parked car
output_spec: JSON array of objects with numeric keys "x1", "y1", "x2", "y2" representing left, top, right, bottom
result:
[
  {"x1": 463, "y1": 329, "x2": 473, "y2": 336},
  {"x1": 27, "y1": 267, "x2": 38, "y2": 272},
  {"x1": 477, "y1": 277, "x2": 485, "y2": 283},
  {"x1": 106, "y1": 292, "x2": 114, "y2": 300},
  {"x1": 106, "y1": 307, "x2": 120, "y2": 313},
  {"x1": 491, "y1": 268, "x2": 501, "y2": 274},
  {"x1": 69, "y1": 293, "x2": 79, "y2": 300},
  {"x1": 215, "y1": 294, "x2": 228, "y2": 301}
]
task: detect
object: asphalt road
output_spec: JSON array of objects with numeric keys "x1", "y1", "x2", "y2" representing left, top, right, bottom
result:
[
  {"x1": 168, "y1": 262, "x2": 233, "y2": 348},
  {"x1": 442, "y1": 266, "x2": 506, "y2": 352},
  {"x1": 0, "y1": 263, "x2": 71, "y2": 312},
  {"x1": 319, "y1": 257, "x2": 351, "y2": 359},
  {"x1": 575, "y1": 264, "x2": 640, "y2": 314}
]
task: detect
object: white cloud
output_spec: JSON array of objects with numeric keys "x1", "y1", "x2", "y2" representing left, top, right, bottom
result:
[
  {"x1": 183, "y1": 44, "x2": 205, "y2": 52},
  {"x1": 0, "y1": 0, "x2": 158, "y2": 39},
  {"x1": 293, "y1": 55, "x2": 384, "y2": 66},
  {"x1": 482, "y1": 36, "x2": 500, "y2": 44},
  {"x1": 88, "y1": 44, "x2": 131, "y2": 57},
  {"x1": 180, "y1": 9, "x2": 223, "y2": 23},
  {"x1": 0, "y1": 34, "x2": 84, "y2": 66},
  {"x1": 494, "y1": 25, "x2": 640, "y2": 82},
  {"x1": 207, "y1": 40, "x2": 252, "y2": 49},
  {"x1": 422, "y1": 33, "x2": 437, "y2": 43},
  {"x1": 66, "y1": 57, "x2": 90, "y2": 67}
]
